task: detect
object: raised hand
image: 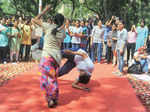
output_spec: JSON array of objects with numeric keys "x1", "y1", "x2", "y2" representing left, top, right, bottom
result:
[{"x1": 44, "y1": 5, "x2": 51, "y2": 11}]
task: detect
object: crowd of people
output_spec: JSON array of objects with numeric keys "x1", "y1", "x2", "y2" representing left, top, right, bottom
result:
[
  {"x1": 1, "y1": 5, "x2": 150, "y2": 108},
  {"x1": 0, "y1": 16, "x2": 33, "y2": 63}
]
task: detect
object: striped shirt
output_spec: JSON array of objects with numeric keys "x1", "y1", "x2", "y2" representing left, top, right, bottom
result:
[{"x1": 91, "y1": 26, "x2": 104, "y2": 43}]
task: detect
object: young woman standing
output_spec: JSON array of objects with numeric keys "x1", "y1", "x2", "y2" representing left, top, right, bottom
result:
[
  {"x1": 19, "y1": 18, "x2": 32, "y2": 61},
  {"x1": 9, "y1": 20, "x2": 21, "y2": 62},
  {"x1": 90, "y1": 20, "x2": 104, "y2": 63},
  {"x1": 63, "y1": 19, "x2": 71, "y2": 49},
  {"x1": 115, "y1": 20, "x2": 128, "y2": 76},
  {"x1": 32, "y1": 5, "x2": 65, "y2": 108},
  {"x1": 127, "y1": 25, "x2": 137, "y2": 66},
  {"x1": 111, "y1": 24, "x2": 118, "y2": 66}
]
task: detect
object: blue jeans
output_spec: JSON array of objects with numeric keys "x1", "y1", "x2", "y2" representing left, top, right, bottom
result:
[
  {"x1": 63, "y1": 43, "x2": 70, "y2": 49},
  {"x1": 81, "y1": 39, "x2": 88, "y2": 52},
  {"x1": 104, "y1": 41, "x2": 108, "y2": 59},
  {"x1": 117, "y1": 50, "x2": 124, "y2": 72},
  {"x1": 140, "y1": 59, "x2": 148, "y2": 73},
  {"x1": 91, "y1": 43, "x2": 103, "y2": 63},
  {"x1": 58, "y1": 60, "x2": 76, "y2": 77},
  {"x1": 72, "y1": 43, "x2": 80, "y2": 49}
]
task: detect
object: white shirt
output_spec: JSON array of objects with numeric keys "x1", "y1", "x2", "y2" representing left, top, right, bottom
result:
[
  {"x1": 91, "y1": 26, "x2": 104, "y2": 43},
  {"x1": 74, "y1": 49, "x2": 94, "y2": 75},
  {"x1": 71, "y1": 27, "x2": 82, "y2": 44}
]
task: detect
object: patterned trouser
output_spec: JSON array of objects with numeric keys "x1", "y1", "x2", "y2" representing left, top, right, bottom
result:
[{"x1": 39, "y1": 56, "x2": 59, "y2": 102}]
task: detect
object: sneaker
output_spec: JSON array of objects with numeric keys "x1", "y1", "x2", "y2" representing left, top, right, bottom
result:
[
  {"x1": 115, "y1": 72, "x2": 123, "y2": 77},
  {"x1": 3, "y1": 61, "x2": 7, "y2": 64},
  {"x1": 112, "y1": 71, "x2": 119, "y2": 74},
  {"x1": 12, "y1": 62, "x2": 17, "y2": 64}
]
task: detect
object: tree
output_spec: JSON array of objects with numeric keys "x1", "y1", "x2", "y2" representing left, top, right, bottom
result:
[
  {"x1": 3, "y1": 0, "x2": 62, "y2": 17},
  {"x1": 1, "y1": 0, "x2": 150, "y2": 29},
  {"x1": 82, "y1": 0, "x2": 150, "y2": 28}
]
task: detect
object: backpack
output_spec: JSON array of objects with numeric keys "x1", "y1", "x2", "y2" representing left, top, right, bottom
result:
[{"x1": 127, "y1": 61, "x2": 143, "y2": 74}]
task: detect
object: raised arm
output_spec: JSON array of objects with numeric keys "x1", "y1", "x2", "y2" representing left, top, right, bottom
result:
[
  {"x1": 35, "y1": 5, "x2": 51, "y2": 20},
  {"x1": 32, "y1": 5, "x2": 51, "y2": 27}
]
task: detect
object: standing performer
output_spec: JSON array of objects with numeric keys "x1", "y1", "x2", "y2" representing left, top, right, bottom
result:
[
  {"x1": 58, "y1": 48, "x2": 94, "y2": 91},
  {"x1": 32, "y1": 5, "x2": 65, "y2": 108}
]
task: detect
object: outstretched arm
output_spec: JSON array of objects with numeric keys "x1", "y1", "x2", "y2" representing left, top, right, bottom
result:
[
  {"x1": 32, "y1": 5, "x2": 51, "y2": 27},
  {"x1": 64, "y1": 49, "x2": 88, "y2": 59},
  {"x1": 35, "y1": 5, "x2": 51, "y2": 20}
]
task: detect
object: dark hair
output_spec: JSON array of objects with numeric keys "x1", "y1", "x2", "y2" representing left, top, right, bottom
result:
[
  {"x1": 119, "y1": 20, "x2": 125, "y2": 25},
  {"x1": 78, "y1": 73, "x2": 90, "y2": 84},
  {"x1": 26, "y1": 19, "x2": 31, "y2": 25},
  {"x1": 51, "y1": 13, "x2": 64, "y2": 35},
  {"x1": 112, "y1": 24, "x2": 117, "y2": 28},
  {"x1": 65, "y1": 18, "x2": 70, "y2": 23},
  {"x1": 77, "y1": 19, "x2": 81, "y2": 22},
  {"x1": 141, "y1": 19, "x2": 145, "y2": 25},
  {"x1": 80, "y1": 20, "x2": 85, "y2": 25}
]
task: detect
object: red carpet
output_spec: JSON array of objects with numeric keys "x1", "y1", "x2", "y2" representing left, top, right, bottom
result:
[{"x1": 0, "y1": 63, "x2": 146, "y2": 112}]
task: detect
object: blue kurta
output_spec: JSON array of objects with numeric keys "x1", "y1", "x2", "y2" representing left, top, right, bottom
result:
[
  {"x1": 0, "y1": 24, "x2": 8, "y2": 47},
  {"x1": 135, "y1": 26, "x2": 148, "y2": 50}
]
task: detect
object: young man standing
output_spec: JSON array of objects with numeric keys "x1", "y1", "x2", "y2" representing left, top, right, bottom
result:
[{"x1": 114, "y1": 20, "x2": 128, "y2": 76}]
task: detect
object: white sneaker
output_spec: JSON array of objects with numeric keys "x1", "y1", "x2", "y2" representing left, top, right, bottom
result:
[
  {"x1": 12, "y1": 62, "x2": 17, "y2": 64},
  {"x1": 3, "y1": 61, "x2": 7, "y2": 64}
]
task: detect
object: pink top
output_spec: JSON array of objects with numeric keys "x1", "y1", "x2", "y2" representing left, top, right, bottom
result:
[{"x1": 127, "y1": 31, "x2": 137, "y2": 43}]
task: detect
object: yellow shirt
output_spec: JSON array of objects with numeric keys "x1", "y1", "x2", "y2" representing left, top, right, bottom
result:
[{"x1": 21, "y1": 25, "x2": 32, "y2": 45}]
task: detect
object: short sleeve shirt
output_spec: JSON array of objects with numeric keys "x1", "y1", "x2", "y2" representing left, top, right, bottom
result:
[
  {"x1": 71, "y1": 27, "x2": 82, "y2": 44},
  {"x1": 74, "y1": 49, "x2": 94, "y2": 75},
  {"x1": 42, "y1": 22, "x2": 65, "y2": 64}
]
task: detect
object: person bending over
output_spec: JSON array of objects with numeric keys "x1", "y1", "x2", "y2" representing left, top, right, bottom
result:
[{"x1": 58, "y1": 48, "x2": 94, "y2": 91}]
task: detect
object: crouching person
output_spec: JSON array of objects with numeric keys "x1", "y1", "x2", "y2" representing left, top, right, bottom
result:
[{"x1": 128, "y1": 46, "x2": 148, "y2": 74}]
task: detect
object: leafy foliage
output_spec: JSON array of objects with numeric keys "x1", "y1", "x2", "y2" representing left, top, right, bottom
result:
[{"x1": 0, "y1": 0, "x2": 150, "y2": 29}]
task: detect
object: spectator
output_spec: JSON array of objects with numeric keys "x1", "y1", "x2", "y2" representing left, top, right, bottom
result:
[
  {"x1": 0, "y1": 18, "x2": 9, "y2": 64},
  {"x1": 63, "y1": 19, "x2": 71, "y2": 49},
  {"x1": 127, "y1": 25, "x2": 137, "y2": 66},
  {"x1": 80, "y1": 20, "x2": 89, "y2": 51},
  {"x1": 9, "y1": 19, "x2": 21, "y2": 62},
  {"x1": 71, "y1": 20, "x2": 82, "y2": 49},
  {"x1": 90, "y1": 20, "x2": 104, "y2": 63},
  {"x1": 19, "y1": 18, "x2": 32, "y2": 61},
  {"x1": 111, "y1": 24, "x2": 118, "y2": 66},
  {"x1": 135, "y1": 20, "x2": 148, "y2": 50},
  {"x1": 114, "y1": 20, "x2": 128, "y2": 76}
]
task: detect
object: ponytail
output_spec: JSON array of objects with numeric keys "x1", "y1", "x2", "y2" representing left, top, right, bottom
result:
[{"x1": 51, "y1": 13, "x2": 64, "y2": 35}]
